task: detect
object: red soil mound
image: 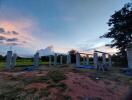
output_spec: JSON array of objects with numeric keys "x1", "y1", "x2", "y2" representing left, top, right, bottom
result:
[
  {"x1": 63, "y1": 72, "x2": 129, "y2": 100},
  {"x1": 24, "y1": 83, "x2": 48, "y2": 90}
]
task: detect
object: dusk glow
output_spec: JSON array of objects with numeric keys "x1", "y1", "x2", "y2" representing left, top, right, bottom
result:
[
  {"x1": 0, "y1": 1, "x2": 132, "y2": 99},
  {"x1": 0, "y1": 0, "x2": 130, "y2": 56}
]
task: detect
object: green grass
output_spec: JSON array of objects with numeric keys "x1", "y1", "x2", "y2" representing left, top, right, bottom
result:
[
  {"x1": 0, "y1": 62, "x2": 5, "y2": 69},
  {"x1": 0, "y1": 60, "x2": 49, "y2": 70}
]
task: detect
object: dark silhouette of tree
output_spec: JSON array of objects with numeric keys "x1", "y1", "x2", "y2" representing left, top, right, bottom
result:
[
  {"x1": 101, "y1": 3, "x2": 132, "y2": 66},
  {"x1": 0, "y1": 55, "x2": 4, "y2": 61},
  {"x1": 41, "y1": 56, "x2": 49, "y2": 62},
  {"x1": 68, "y1": 49, "x2": 77, "y2": 63}
]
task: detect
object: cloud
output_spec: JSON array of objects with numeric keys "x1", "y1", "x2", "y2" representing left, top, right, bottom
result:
[
  {"x1": 0, "y1": 36, "x2": 20, "y2": 46},
  {"x1": 11, "y1": 31, "x2": 19, "y2": 35},
  {"x1": 4, "y1": 42, "x2": 18, "y2": 46},
  {"x1": 37, "y1": 45, "x2": 54, "y2": 56},
  {"x1": 0, "y1": 6, "x2": 41, "y2": 48},
  {"x1": 0, "y1": 19, "x2": 44, "y2": 50},
  {"x1": 0, "y1": 36, "x2": 6, "y2": 40},
  {"x1": 0, "y1": 27, "x2": 5, "y2": 33},
  {"x1": 0, "y1": 27, "x2": 22, "y2": 46},
  {"x1": 78, "y1": 45, "x2": 118, "y2": 55},
  {"x1": 6, "y1": 38, "x2": 18, "y2": 42},
  {"x1": 0, "y1": 27, "x2": 19, "y2": 35},
  {"x1": 77, "y1": 38, "x2": 118, "y2": 55}
]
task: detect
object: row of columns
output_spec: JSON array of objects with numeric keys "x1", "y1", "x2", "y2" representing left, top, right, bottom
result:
[
  {"x1": 6, "y1": 51, "x2": 17, "y2": 69},
  {"x1": 5, "y1": 51, "x2": 112, "y2": 69},
  {"x1": 76, "y1": 52, "x2": 112, "y2": 68},
  {"x1": 76, "y1": 53, "x2": 90, "y2": 67},
  {"x1": 6, "y1": 51, "x2": 40, "y2": 69},
  {"x1": 49, "y1": 53, "x2": 71, "y2": 66}
]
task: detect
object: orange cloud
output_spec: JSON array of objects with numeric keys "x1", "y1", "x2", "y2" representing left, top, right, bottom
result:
[
  {"x1": 79, "y1": 45, "x2": 118, "y2": 56},
  {"x1": 0, "y1": 19, "x2": 44, "y2": 50}
]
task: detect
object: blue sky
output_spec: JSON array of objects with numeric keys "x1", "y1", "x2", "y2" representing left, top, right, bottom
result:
[{"x1": 0, "y1": 0, "x2": 130, "y2": 56}]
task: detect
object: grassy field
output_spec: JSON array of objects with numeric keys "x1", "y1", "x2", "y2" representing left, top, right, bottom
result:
[{"x1": 0, "y1": 60, "x2": 49, "y2": 70}]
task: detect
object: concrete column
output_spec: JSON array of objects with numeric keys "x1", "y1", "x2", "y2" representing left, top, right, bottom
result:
[
  {"x1": 66, "y1": 55, "x2": 68, "y2": 64},
  {"x1": 83, "y1": 56, "x2": 85, "y2": 65},
  {"x1": 69, "y1": 55, "x2": 71, "y2": 64},
  {"x1": 54, "y1": 53, "x2": 57, "y2": 66},
  {"x1": 127, "y1": 47, "x2": 132, "y2": 69},
  {"x1": 6, "y1": 51, "x2": 12, "y2": 69},
  {"x1": 34, "y1": 52, "x2": 39, "y2": 67},
  {"x1": 11, "y1": 53, "x2": 17, "y2": 68},
  {"x1": 67, "y1": 55, "x2": 69, "y2": 64},
  {"x1": 86, "y1": 55, "x2": 89, "y2": 65},
  {"x1": 76, "y1": 53, "x2": 80, "y2": 67},
  {"x1": 60, "y1": 55, "x2": 63, "y2": 64},
  {"x1": 67, "y1": 55, "x2": 71, "y2": 64},
  {"x1": 108, "y1": 54, "x2": 112, "y2": 67},
  {"x1": 94, "y1": 52, "x2": 98, "y2": 68},
  {"x1": 49, "y1": 55, "x2": 52, "y2": 66},
  {"x1": 102, "y1": 53, "x2": 106, "y2": 65}
]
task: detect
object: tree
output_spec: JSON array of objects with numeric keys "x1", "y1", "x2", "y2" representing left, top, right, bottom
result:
[
  {"x1": 68, "y1": 49, "x2": 77, "y2": 55},
  {"x1": 101, "y1": 3, "x2": 132, "y2": 56},
  {"x1": 68, "y1": 49, "x2": 77, "y2": 63},
  {"x1": 0, "y1": 55, "x2": 4, "y2": 61}
]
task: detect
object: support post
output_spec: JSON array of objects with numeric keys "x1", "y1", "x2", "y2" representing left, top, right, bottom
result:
[
  {"x1": 76, "y1": 53, "x2": 80, "y2": 67},
  {"x1": 102, "y1": 53, "x2": 106, "y2": 65},
  {"x1": 60, "y1": 55, "x2": 63, "y2": 64},
  {"x1": 6, "y1": 51, "x2": 12, "y2": 69},
  {"x1": 67, "y1": 55, "x2": 71, "y2": 64},
  {"x1": 108, "y1": 54, "x2": 112, "y2": 67},
  {"x1": 69, "y1": 55, "x2": 71, "y2": 64},
  {"x1": 86, "y1": 55, "x2": 89, "y2": 65},
  {"x1": 83, "y1": 56, "x2": 85, "y2": 65},
  {"x1": 94, "y1": 52, "x2": 98, "y2": 68},
  {"x1": 54, "y1": 53, "x2": 57, "y2": 66},
  {"x1": 49, "y1": 55, "x2": 52, "y2": 66},
  {"x1": 34, "y1": 52, "x2": 39, "y2": 67},
  {"x1": 11, "y1": 53, "x2": 17, "y2": 68}
]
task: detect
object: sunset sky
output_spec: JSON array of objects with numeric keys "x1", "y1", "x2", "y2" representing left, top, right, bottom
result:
[{"x1": 0, "y1": 0, "x2": 130, "y2": 56}]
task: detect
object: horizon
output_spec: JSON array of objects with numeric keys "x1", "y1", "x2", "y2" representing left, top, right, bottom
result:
[{"x1": 0, "y1": 0, "x2": 130, "y2": 56}]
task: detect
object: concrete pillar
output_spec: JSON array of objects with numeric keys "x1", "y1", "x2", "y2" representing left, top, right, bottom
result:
[
  {"x1": 94, "y1": 52, "x2": 98, "y2": 68},
  {"x1": 34, "y1": 52, "x2": 39, "y2": 67},
  {"x1": 102, "y1": 53, "x2": 106, "y2": 65},
  {"x1": 67, "y1": 55, "x2": 71, "y2": 64},
  {"x1": 86, "y1": 55, "x2": 89, "y2": 65},
  {"x1": 60, "y1": 55, "x2": 63, "y2": 64},
  {"x1": 49, "y1": 55, "x2": 52, "y2": 66},
  {"x1": 6, "y1": 51, "x2": 12, "y2": 69},
  {"x1": 127, "y1": 45, "x2": 132, "y2": 69},
  {"x1": 66, "y1": 55, "x2": 69, "y2": 64},
  {"x1": 76, "y1": 53, "x2": 80, "y2": 67},
  {"x1": 83, "y1": 56, "x2": 85, "y2": 65},
  {"x1": 108, "y1": 54, "x2": 112, "y2": 67},
  {"x1": 69, "y1": 55, "x2": 71, "y2": 64},
  {"x1": 11, "y1": 53, "x2": 17, "y2": 68},
  {"x1": 54, "y1": 53, "x2": 57, "y2": 66}
]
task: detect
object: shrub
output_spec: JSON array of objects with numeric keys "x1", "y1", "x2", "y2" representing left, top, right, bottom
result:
[{"x1": 47, "y1": 70, "x2": 66, "y2": 83}]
